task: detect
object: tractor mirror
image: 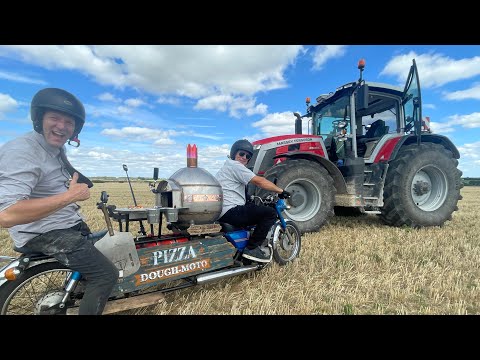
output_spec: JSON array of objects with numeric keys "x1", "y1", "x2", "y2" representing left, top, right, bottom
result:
[
  {"x1": 356, "y1": 84, "x2": 369, "y2": 111},
  {"x1": 153, "y1": 167, "x2": 159, "y2": 180}
]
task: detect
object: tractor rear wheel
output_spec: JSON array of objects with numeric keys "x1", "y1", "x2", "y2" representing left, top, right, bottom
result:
[
  {"x1": 380, "y1": 143, "x2": 463, "y2": 227},
  {"x1": 257, "y1": 159, "x2": 335, "y2": 234}
]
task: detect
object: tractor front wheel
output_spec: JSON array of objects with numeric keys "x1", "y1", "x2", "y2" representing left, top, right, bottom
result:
[{"x1": 257, "y1": 159, "x2": 335, "y2": 234}]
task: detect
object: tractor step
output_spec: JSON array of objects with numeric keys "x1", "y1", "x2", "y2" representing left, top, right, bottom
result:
[{"x1": 364, "y1": 210, "x2": 381, "y2": 214}]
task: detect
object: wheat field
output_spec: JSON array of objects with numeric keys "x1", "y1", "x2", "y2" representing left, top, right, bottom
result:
[{"x1": 1, "y1": 183, "x2": 479, "y2": 315}]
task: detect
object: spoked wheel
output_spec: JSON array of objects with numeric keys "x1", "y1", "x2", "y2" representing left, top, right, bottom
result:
[
  {"x1": 272, "y1": 220, "x2": 301, "y2": 266},
  {"x1": 0, "y1": 262, "x2": 76, "y2": 315}
]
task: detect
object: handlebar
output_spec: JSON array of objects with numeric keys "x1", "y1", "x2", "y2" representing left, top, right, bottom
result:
[{"x1": 249, "y1": 194, "x2": 275, "y2": 204}]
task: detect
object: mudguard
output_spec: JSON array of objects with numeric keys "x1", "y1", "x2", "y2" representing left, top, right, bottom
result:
[{"x1": 94, "y1": 231, "x2": 140, "y2": 277}]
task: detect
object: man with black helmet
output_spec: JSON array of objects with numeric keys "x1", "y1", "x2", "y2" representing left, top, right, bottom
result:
[
  {"x1": 0, "y1": 88, "x2": 118, "y2": 315},
  {"x1": 216, "y1": 139, "x2": 291, "y2": 263}
]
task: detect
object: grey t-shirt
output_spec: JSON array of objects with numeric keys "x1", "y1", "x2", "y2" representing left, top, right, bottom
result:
[
  {"x1": 0, "y1": 131, "x2": 84, "y2": 248},
  {"x1": 215, "y1": 158, "x2": 255, "y2": 218}
]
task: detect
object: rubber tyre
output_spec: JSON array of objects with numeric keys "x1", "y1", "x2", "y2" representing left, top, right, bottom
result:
[
  {"x1": 257, "y1": 159, "x2": 335, "y2": 234},
  {"x1": 0, "y1": 261, "x2": 72, "y2": 315},
  {"x1": 380, "y1": 143, "x2": 463, "y2": 227},
  {"x1": 272, "y1": 220, "x2": 302, "y2": 265}
]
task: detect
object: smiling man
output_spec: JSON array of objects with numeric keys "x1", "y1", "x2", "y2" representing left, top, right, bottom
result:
[
  {"x1": 0, "y1": 88, "x2": 118, "y2": 315},
  {"x1": 215, "y1": 139, "x2": 291, "y2": 263}
]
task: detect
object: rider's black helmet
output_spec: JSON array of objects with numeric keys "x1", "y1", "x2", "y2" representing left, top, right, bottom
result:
[
  {"x1": 230, "y1": 139, "x2": 253, "y2": 159},
  {"x1": 31, "y1": 88, "x2": 86, "y2": 140}
]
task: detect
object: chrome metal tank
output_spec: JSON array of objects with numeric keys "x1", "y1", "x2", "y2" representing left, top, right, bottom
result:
[{"x1": 155, "y1": 144, "x2": 223, "y2": 229}]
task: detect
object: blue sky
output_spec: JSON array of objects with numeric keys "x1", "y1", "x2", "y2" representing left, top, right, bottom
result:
[{"x1": 0, "y1": 45, "x2": 479, "y2": 179}]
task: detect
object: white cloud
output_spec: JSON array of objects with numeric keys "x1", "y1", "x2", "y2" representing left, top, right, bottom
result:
[
  {"x1": 430, "y1": 121, "x2": 455, "y2": 134},
  {"x1": 246, "y1": 103, "x2": 268, "y2": 116},
  {"x1": 117, "y1": 106, "x2": 133, "y2": 115},
  {"x1": 100, "y1": 125, "x2": 223, "y2": 147},
  {"x1": 252, "y1": 111, "x2": 303, "y2": 137},
  {"x1": 0, "y1": 45, "x2": 304, "y2": 118},
  {"x1": 153, "y1": 138, "x2": 175, "y2": 145},
  {"x1": 124, "y1": 98, "x2": 146, "y2": 107},
  {"x1": 97, "y1": 92, "x2": 121, "y2": 102},
  {"x1": 195, "y1": 94, "x2": 233, "y2": 112},
  {"x1": 312, "y1": 46, "x2": 347, "y2": 71},
  {"x1": 458, "y1": 141, "x2": 480, "y2": 160},
  {"x1": 195, "y1": 94, "x2": 268, "y2": 118},
  {"x1": 87, "y1": 151, "x2": 113, "y2": 159},
  {"x1": 447, "y1": 112, "x2": 480, "y2": 129},
  {"x1": 0, "y1": 93, "x2": 18, "y2": 119},
  {"x1": 102, "y1": 126, "x2": 176, "y2": 141},
  {"x1": 424, "y1": 103, "x2": 436, "y2": 109},
  {"x1": 0, "y1": 45, "x2": 303, "y2": 98},
  {"x1": 443, "y1": 83, "x2": 480, "y2": 101},
  {"x1": 381, "y1": 51, "x2": 480, "y2": 88},
  {"x1": 157, "y1": 96, "x2": 181, "y2": 106},
  {"x1": 0, "y1": 70, "x2": 47, "y2": 85}
]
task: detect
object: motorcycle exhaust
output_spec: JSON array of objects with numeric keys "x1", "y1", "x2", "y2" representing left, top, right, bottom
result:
[{"x1": 196, "y1": 264, "x2": 259, "y2": 285}]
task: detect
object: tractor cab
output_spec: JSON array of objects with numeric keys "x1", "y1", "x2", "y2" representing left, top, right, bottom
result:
[{"x1": 304, "y1": 59, "x2": 422, "y2": 164}]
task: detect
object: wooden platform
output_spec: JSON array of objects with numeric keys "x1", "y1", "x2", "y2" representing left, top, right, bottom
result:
[{"x1": 66, "y1": 291, "x2": 165, "y2": 315}]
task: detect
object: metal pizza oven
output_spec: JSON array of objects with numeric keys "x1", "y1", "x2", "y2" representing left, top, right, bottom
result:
[{"x1": 155, "y1": 166, "x2": 223, "y2": 229}]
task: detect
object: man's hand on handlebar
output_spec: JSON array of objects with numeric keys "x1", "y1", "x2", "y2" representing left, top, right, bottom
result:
[{"x1": 278, "y1": 190, "x2": 291, "y2": 199}]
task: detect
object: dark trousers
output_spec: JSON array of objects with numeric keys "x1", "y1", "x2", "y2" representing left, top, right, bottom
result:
[
  {"x1": 20, "y1": 223, "x2": 119, "y2": 315},
  {"x1": 219, "y1": 202, "x2": 277, "y2": 249}
]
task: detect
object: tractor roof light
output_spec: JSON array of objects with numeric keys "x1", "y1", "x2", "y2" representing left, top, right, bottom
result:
[
  {"x1": 358, "y1": 59, "x2": 366, "y2": 82},
  {"x1": 358, "y1": 59, "x2": 365, "y2": 70}
]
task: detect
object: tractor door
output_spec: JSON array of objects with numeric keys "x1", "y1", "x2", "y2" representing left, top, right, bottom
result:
[{"x1": 402, "y1": 59, "x2": 422, "y2": 141}]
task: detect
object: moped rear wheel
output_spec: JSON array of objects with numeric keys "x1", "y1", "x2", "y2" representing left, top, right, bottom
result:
[
  {"x1": 272, "y1": 220, "x2": 301, "y2": 266},
  {"x1": 0, "y1": 261, "x2": 75, "y2": 315}
]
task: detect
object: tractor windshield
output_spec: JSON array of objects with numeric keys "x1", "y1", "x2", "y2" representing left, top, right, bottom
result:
[{"x1": 311, "y1": 95, "x2": 351, "y2": 138}]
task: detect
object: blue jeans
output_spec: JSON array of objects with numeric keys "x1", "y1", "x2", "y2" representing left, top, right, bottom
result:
[{"x1": 20, "y1": 224, "x2": 119, "y2": 315}]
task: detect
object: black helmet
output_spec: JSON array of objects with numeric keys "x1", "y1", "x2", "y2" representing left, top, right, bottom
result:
[
  {"x1": 230, "y1": 139, "x2": 253, "y2": 159},
  {"x1": 31, "y1": 88, "x2": 86, "y2": 139}
]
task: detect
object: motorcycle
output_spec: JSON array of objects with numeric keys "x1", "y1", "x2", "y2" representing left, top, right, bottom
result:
[{"x1": 0, "y1": 161, "x2": 301, "y2": 315}]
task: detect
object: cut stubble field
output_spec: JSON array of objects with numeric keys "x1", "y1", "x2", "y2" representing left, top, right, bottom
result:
[{"x1": 1, "y1": 183, "x2": 479, "y2": 315}]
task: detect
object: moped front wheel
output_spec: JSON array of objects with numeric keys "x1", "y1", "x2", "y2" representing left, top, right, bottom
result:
[
  {"x1": 0, "y1": 261, "x2": 75, "y2": 315},
  {"x1": 271, "y1": 220, "x2": 301, "y2": 265}
]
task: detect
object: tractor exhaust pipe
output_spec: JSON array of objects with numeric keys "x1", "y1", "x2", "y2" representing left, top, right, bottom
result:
[
  {"x1": 294, "y1": 112, "x2": 302, "y2": 134},
  {"x1": 196, "y1": 264, "x2": 259, "y2": 285}
]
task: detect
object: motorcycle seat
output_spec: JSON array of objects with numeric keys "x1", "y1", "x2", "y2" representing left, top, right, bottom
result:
[
  {"x1": 13, "y1": 247, "x2": 50, "y2": 260},
  {"x1": 219, "y1": 222, "x2": 243, "y2": 232}
]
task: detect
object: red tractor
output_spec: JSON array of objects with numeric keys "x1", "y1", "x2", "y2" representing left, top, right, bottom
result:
[{"x1": 249, "y1": 59, "x2": 463, "y2": 234}]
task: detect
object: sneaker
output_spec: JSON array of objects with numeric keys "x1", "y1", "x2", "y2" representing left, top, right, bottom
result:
[{"x1": 242, "y1": 246, "x2": 271, "y2": 263}]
